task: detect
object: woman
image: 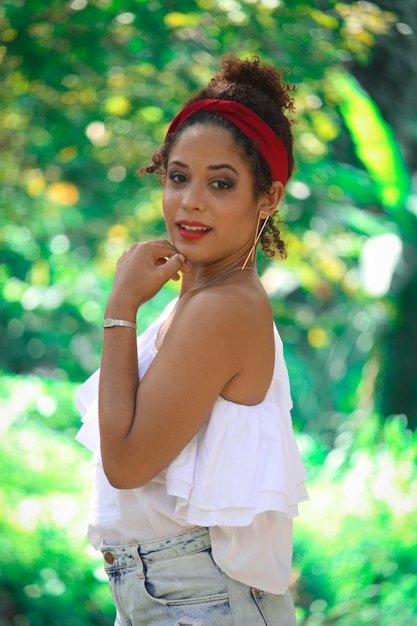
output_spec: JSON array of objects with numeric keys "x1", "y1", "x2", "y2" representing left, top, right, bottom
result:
[{"x1": 76, "y1": 55, "x2": 308, "y2": 626}]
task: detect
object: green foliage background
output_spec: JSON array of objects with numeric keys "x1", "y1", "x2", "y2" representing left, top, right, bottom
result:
[{"x1": 1, "y1": 0, "x2": 416, "y2": 624}]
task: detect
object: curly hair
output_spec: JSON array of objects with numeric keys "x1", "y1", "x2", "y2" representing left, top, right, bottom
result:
[{"x1": 141, "y1": 55, "x2": 297, "y2": 259}]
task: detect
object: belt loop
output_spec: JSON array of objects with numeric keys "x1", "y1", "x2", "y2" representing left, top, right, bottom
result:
[{"x1": 131, "y1": 543, "x2": 145, "y2": 578}]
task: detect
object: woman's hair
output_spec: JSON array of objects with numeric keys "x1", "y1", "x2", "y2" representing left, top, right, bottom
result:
[{"x1": 141, "y1": 55, "x2": 297, "y2": 259}]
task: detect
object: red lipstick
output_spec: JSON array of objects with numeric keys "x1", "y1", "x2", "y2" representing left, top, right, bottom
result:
[{"x1": 176, "y1": 220, "x2": 212, "y2": 240}]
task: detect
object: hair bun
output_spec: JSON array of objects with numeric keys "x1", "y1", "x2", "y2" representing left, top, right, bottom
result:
[{"x1": 212, "y1": 55, "x2": 294, "y2": 113}]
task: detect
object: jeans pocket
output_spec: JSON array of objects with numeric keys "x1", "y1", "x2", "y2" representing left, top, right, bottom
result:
[{"x1": 141, "y1": 548, "x2": 229, "y2": 607}]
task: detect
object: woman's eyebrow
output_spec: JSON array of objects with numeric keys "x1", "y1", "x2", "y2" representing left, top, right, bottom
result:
[
  {"x1": 207, "y1": 164, "x2": 239, "y2": 175},
  {"x1": 167, "y1": 160, "x2": 239, "y2": 175},
  {"x1": 167, "y1": 159, "x2": 189, "y2": 168}
]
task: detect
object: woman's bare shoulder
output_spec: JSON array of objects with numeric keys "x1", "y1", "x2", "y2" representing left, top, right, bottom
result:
[
  {"x1": 160, "y1": 281, "x2": 275, "y2": 406},
  {"x1": 172, "y1": 280, "x2": 273, "y2": 341}
]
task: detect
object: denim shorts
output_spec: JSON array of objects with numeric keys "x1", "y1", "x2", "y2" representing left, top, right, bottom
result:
[{"x1": 101, "y1": 526, "x2": 296, "y2": 626}]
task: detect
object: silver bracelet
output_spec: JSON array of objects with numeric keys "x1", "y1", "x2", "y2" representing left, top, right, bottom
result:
[{"x1": 103, "y1": 318, "x2": 137, "y2": 330}]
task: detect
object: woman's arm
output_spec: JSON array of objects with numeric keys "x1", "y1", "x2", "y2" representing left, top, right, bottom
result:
[
  {"x1": 98, "y1": 241, "x2": 273, "y2": 489},
  {"x1": 98, "y1": 239, "x2": 187, "y2": 487},
  {"x1": 99, "y1": 288, "x2": 250, "y2": 489}
]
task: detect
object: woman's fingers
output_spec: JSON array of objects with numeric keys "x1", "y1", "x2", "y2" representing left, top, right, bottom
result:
[
  {"x1": 156, "y1": 252, "x2": 186, "y2": 282},
  {"x1": 109, "y1": 242, "x2": 188, "y2": 312}
]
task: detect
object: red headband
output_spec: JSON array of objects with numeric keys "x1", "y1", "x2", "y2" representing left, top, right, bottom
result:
[{"x1": 165, "y1": 99, "x2": 289, "y2": 185}]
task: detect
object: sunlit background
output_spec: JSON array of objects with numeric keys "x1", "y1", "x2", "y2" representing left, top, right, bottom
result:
[{"x1": 1, "y1": 0, "x2": 416, "y2": 624}]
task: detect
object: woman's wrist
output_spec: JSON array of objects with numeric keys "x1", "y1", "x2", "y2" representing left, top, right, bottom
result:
[{"x1": 104, "y1": 292, "x2": 139, "y2": 322}]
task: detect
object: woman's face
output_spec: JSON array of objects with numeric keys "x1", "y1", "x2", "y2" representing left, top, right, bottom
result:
[{"x1": 162, "y1": 123, "x2": 269, "y2": 268}]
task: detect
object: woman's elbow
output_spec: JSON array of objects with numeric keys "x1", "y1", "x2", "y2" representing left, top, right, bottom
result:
[{"x1": 102, "y1": 458, "x2": 150, "y2": 490}]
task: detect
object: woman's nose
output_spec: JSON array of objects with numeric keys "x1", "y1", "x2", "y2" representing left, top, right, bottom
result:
[{"x1": 181, "y1": 181, "x2": 205, "y2": 212}]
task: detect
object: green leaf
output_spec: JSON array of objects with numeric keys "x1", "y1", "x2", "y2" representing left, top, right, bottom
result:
[{"x1": 330, "y1": 72, "x2": 411, "y2": 212}]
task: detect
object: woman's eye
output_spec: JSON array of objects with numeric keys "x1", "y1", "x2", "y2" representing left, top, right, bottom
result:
[
  {"x1": 212, "y1": 180, "x2": 231, "y2": 190},
  {"x1": 169, "y1": 173, "x2": 187, "y2": 184}
]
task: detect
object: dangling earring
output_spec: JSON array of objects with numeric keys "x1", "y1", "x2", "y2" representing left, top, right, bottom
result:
[{"x1": 241, "y1": 210, "x2": 270, "y2": 269}]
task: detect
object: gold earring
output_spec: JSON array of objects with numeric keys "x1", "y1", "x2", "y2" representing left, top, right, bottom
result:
[{"x1": 241, "y1": 210, "x2": 270, "y2": 269}]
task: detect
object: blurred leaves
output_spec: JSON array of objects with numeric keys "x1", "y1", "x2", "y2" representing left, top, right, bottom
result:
[
  {"x1": 1, "y1": 0, "x2": 417, "y2": 620},
  {"x1": 0, "y1": 372, "x2": 114, "y2": 625},
  {"x1": 295, "y1": 414, "x2": 417, "y2": 625},
  {"x1": 331, "y1": 71, "x2": 411, "y2": 212}
]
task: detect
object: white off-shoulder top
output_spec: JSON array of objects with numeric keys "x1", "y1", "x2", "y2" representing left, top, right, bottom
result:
[{"x1": 75, "y1": 298, "x2": 308, "y2": 594}]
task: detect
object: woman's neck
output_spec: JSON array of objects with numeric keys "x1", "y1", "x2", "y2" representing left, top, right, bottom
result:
[{"x1": 180, "y1": 264, "x2": 258, "y2": 296}]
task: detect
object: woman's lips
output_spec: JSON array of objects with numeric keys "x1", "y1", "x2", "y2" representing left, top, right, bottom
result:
[{"x1": 176, "y1": 221, "x2": 212, "y2": 240}]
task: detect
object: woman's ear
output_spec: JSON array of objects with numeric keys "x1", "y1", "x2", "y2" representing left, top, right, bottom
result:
[{"x1": 258, "y1": 181, "x2": 285, "y2": 215}]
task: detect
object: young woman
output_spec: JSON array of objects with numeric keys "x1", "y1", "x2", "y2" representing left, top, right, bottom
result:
[{"x1": 76, "y1": 55, "x2": 308, "y2": 626}]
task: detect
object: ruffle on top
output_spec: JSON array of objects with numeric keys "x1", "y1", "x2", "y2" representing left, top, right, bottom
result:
[
  {"x1": 165, "y1": 348, "x2": 307, "y2": 525},
  {"x1": 76, "y1": 298, "x2": 308, "y2": 529}
]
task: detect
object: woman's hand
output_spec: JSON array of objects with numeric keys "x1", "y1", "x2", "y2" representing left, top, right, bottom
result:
[{"x1": 105, "y1": 240, "x2": 188, "y2": 319}]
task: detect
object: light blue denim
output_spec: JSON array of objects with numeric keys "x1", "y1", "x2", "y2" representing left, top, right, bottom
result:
[{"x1": 101, "y1": 526, "x2": 296, "y2": 626}]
